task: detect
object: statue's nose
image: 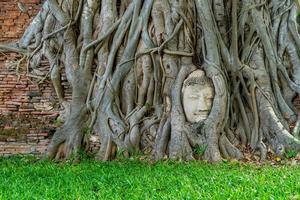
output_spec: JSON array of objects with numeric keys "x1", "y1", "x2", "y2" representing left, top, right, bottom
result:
[{"x1": 197, "y1": 98, "x2": 206, "y2": 111}]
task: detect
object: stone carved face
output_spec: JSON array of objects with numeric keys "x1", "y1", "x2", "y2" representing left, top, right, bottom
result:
[{"x1": 182, "y1": 70, "x2": 214, "y2": 123}]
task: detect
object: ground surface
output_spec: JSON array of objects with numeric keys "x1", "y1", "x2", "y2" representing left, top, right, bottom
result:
[{"x1": 0, "y1": 156, "x2": 300, "y2": 199}]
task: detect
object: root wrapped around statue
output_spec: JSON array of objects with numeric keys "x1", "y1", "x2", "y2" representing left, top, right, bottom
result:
[{"x1": 2, "y1": 0, "x2": 300, "y2": 162}]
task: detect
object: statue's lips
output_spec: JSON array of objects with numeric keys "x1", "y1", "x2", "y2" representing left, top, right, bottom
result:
[{"x1": 193, "y1": 111, "x2": 209, "y2": 117}]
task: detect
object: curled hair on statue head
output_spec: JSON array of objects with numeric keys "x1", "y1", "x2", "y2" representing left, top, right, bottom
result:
[
  {"x1": 183, "y1": 70, "x2": 213, "y2": 88},
  {"x1": 183, "y1": 76, "x2": 213, "y2": 87}
]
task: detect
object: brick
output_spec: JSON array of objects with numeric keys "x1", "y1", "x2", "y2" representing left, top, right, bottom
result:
[
  {"x1": 38, "y1": 132, "x2": 48, "y2": 137},
  {"x1": 19, "y1": 109, "x2": 35, "y2": 112}
]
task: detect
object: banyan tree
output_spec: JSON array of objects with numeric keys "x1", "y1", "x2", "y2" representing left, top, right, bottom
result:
[{"x1": 1, "y1": 0, "x2": 300, "y2": 163}]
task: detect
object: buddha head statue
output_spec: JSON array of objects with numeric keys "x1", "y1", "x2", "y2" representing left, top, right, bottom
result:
[{"x1": 182, "y1": 70, "x2": 214, "y2": 123}]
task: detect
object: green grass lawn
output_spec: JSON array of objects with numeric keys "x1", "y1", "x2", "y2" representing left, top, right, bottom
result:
[{"x1": 0, "y1": 156, "x2": 300, "y2": 200}]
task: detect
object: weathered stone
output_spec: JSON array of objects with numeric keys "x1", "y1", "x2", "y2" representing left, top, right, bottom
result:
[{"x1": 182, "y1": 70, "x2": 214, "y2": 123}]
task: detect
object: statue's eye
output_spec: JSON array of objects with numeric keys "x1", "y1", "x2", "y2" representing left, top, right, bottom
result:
[{"x1": 189, "y1": 95, "x2": 199, "y2": 99}]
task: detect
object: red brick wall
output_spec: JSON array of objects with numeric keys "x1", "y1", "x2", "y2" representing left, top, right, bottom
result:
[
  {"x1": 0, "y1": 0, "x2": 41, "y2": 43},
  {"x1": 0, "y1": 0, "x2": 61, "y2": 156},
  {"x1": 0, "y1": 0, "x2": 101, "y2": 156}
]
